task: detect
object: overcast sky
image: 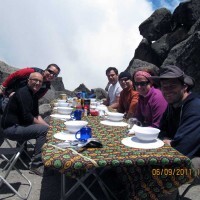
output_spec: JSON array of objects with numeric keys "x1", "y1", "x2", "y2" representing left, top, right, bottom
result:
[{"x1": 0, "y1": 0, "x2": 183, "y2": 90}]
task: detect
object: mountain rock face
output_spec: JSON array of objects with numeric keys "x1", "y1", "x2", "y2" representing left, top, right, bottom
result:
[{"x1": 127, "y1": 0, "x2": 200, "y2": 94}]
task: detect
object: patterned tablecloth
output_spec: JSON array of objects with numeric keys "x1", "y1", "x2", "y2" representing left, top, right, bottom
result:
[{"x1": 42, "y1": 116, "x2": 195, "y2": 199}]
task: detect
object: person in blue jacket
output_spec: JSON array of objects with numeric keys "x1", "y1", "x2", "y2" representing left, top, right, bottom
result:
[{"x1": 154, "y1": 66, "x2": 200, "y2": 164}]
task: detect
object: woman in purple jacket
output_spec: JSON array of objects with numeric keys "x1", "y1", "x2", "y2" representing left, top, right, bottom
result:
[{"x1": 133, "y1": 68, "x2": 167, "y2": 128}]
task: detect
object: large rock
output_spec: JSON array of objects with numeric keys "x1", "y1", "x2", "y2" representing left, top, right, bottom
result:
[
  {"x1": 151, "y1": 27, "x2": 188, "y2": 64},
  {"x1": 0, "y1": 61, "x2": 18, "y2": 81},
  {"x1": 188, "y1": 17, "x2": 200, "y2": 35},
  {"x1": 172, "y1": 0, "x2": 200, "y2": 29},
  {"x1": 126, "y1": 59, "x2": 159, "y2": 77},
  {"x1": 162, "y1": 31, "x2": 200, "y2": 92},
  {"x1": 133, "y1": 38, "x2": 160, "y2": 66},
  {"x1": 139, "y1": 8, "x2": 172, "y2": 41}
]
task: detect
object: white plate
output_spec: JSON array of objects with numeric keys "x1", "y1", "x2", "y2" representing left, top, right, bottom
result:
[
  {"x1": 107, "y1": 117, "x2": 123, "y2": 122},
  {"x1": 121, "y1": 136, "x2": 164, "y2": 149},
  {"x1": 50, "y1": 114, "x2": 71, "y2": 120},
  {"x1": 100, "y1": 120, "x2": 128, "y2": 127},
  {"x1": 53, "y1": 131, "x2": 76, "y2": 141}
]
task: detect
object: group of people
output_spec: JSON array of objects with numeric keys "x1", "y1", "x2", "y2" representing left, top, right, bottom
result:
[
  {"x1": 103, "y1": 65, "x2": 200, "y2": 170},
  {"x1": 0, "y1": 64, "x2": 60, "y2": 176},
  {"x1": 0, "y1": 63, "x2": 199, "y2": 176}
]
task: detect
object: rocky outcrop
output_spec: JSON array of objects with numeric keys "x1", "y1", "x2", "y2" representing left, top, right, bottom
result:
[
  {"x1": 139, "y1": 8, "x2": 172, "y2": 41},
  {"x1": 127, "y1": 0, "x2": 200, "y2": 94}
]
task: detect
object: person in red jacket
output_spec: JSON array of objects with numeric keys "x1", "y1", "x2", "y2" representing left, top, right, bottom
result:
[
  {"x1": 117, "y1": 71, "x2": 139, "y2": 119},
  {"x1": 0, "y1": 63, "x2": 60, "y2": 99}
]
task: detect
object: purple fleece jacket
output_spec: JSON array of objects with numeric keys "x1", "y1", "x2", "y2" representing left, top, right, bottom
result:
[{"x1": 135, "y1": 87, "x2": 167, "y2": 128}]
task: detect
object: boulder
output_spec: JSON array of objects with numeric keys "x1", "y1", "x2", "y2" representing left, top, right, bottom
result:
[
  {"x1": 172, "y1": 0, "x2": 200, "y2": 29},
  {"x1": 162, "y1": 31, "x2": 200, "y2": 92},
  {"x1": 151, "y1": 27, "x2": 188, "y2": 64},
  {"x1": 139, "y1": 8, "x2": 172, "y2": 41},
  {"x1": 126, "y1": 59, "x2": 159, "y2": 77},
  {"x1": 39, "y1": 104, "x2": 52, "y2": 119},
  {"x1": 133, "y1": 38, "x2": 160, "y2": 66}
]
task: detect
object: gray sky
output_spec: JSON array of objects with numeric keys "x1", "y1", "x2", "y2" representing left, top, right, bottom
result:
[{"x1": 0, "y1": 0, "x2": 182, "y2": 90}]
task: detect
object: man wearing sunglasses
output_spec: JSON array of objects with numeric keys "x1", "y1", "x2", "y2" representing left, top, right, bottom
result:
[
  {"x1": 0, "y1": 64, "x2": 60, "y2": 99},
  {"x1": 118, "y1": 71, "x2": 139, "y2": 119}
]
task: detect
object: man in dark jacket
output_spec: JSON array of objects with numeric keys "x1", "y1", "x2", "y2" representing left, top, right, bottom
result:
[
  {"x1": 154, "y1": 65, "x2": 200, "y2": 171},
  {"x1": 1, "y1": 72, "x2": 49, "y2": 176}
]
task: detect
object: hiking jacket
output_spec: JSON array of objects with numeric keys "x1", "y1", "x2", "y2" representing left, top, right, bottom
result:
[
  {"x1": 134, "y1": 87, "x2": 167, "y2": 128},
  {"x1": 1, "y1": 85, "x2": 39, "y2": 129},
  {"x1": 159, "y1": 93, "x2": 200, "y2": 158},
  {"x1": 118, "y1": 87, "x2": 139, "y2": 118}
]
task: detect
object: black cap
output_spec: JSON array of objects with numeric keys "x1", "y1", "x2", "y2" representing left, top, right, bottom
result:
[
  {"x1": 118, "y1": 71, "x2": 131, "y2": 80},
  {"x1": 151, "y1": 65, "x2": 195, "y2": 88}
]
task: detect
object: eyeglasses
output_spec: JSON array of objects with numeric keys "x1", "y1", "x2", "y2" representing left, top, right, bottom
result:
[
  {"x1": 29, "y1": 79, "x2": 43, "y2": 84},
  {"x1": 47, "y1": 69, "x2": 58, "y2": 77},
  {"x1": 134, "y1": 81, "x2": 150, "y2": 87}
]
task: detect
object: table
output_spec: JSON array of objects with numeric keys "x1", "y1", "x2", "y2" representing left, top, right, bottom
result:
[{"x1": 42, "y1": 116, "x2": 196, "y2": 199}]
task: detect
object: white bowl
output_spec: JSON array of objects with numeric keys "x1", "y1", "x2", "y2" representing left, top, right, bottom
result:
[
  {"x1": 106, "y1": 112, "x2": 124, "y2": 122},
  {"x1": 89, "y1": 98, "x2": 96, "y2": 102},
  {"x1": 57, "y1": 107, "x2": 73, "y2": 115},
  {"x1": 133, "y1": 125, "x2": 160, "y2": 141},
  {"x1": 58, "y1": 102, "x2": 69, "y2": 107},
  {"x1": 96, "y1": 105, "x2": 108, "y2": 112},
  {"x1": 57, "y1": 99, "x2": 66, "y2": 103},
  {"x1": 64, "y1": 120, "x2": 88, "y2": 133}
]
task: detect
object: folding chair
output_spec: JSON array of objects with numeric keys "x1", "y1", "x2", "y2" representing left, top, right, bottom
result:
[
  {"x1": 0, "y1": 141, "x2": 32, "y2": 199},
  {"x1": 178, "y1": 157, "x2": 200, "y2": 199},
  {"x1": 178, "y1": 178, "x2": 200, "y2": 199},
  {"x1": 61, "y1": 168, "x2": 118, "y2": 200},
  {"x1": 5, "y1": 138, "x2": 35, "y2": 169}
]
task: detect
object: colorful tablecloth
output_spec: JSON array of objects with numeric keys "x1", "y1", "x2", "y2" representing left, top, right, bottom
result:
[{"x1": 42, "y1": 116, "x2": 195, "y2": 199}]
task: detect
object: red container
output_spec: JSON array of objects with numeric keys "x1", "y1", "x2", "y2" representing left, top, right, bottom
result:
[{"x1": 90, "y1": 109, "x2": 99, "y2": 116}]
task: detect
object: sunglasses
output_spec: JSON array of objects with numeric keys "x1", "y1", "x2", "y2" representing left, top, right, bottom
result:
[
  {"x1": 47, "y1": 69, "x2": 58, "y2": 77},
  {"x1": 134, "y1": 81, "x2": 150, "y2": 87}
]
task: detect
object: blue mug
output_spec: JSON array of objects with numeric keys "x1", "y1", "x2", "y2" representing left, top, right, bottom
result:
[
  {"x1": 75, "y1": 126, "x2": 92, "y2": 142},
  {"x1": 70, "y1": 109, "x2": 82, "y2": 120}
]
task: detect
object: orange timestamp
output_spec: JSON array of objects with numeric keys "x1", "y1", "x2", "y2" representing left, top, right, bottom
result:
[{"x1": 152, "y1": 168, "x2": 200, "y2": 176}]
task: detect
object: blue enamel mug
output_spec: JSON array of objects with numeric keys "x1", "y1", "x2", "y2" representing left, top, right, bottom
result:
[
  {"x1": 70, "y1": 109, "x2": 82, "y2": 120},
  {"x1": 75, "y1": 126, "x2": 92, "y2": 142}
]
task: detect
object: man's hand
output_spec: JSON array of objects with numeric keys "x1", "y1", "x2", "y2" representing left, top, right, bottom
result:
[
  {"x1": 0, "y1": 85, "x2": 6, "y2": 95},
  {"x1": 163, "y1": 139, "x2": 172, "y2": 146}
]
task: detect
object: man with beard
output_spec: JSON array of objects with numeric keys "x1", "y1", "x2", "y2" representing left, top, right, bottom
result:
[{"x1": 155, "y1": 66, "x2": 200, "y2": 170}]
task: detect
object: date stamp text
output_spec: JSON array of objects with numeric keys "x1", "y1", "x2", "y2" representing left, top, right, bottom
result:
[{"x1": 152, "y1": 168, "x2": 200, "y2": 176}]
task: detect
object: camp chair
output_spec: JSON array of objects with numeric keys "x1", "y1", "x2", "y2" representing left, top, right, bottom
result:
[
  {"x1": 61, "y1": 168, "x2": 118, "y2": 200},
  {"x1": 178, "y1": 157, "x2": 200, "y2": 199},
  {"x1": 5, "y1": 139, "x2": 35, "y2": 169},
  {"x1": 0, "y1": 141, "x2": 32, "y2": 199}
]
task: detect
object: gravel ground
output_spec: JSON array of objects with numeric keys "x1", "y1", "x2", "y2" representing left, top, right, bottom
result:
[{"x1": 1, "y1": 140, "x2": 200, "y2": 200}]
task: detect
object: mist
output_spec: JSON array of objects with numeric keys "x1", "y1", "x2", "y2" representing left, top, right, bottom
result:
[{"x1": 0, "y1": 0, "x2": 182, "y2": 90}]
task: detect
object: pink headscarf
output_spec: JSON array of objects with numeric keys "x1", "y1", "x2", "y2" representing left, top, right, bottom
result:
[{"x1": 134, "y1": 71, "x2": 151, "y2": 80}]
